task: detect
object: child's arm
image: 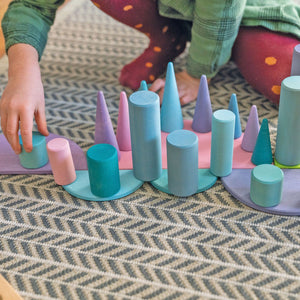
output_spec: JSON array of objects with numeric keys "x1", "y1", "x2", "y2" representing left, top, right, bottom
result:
[
  {"x1": 0, "y1": 43, "x2": 47, "y2": 154},
  {"x1": 0, "y1": 0, "x2": 64, "y2": 153}
]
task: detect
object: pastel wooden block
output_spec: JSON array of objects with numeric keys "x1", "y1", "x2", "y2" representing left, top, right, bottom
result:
[
  {"x1": 116, "y1": 91, "x2": 131, "y2": 151},
  {"x1": 210, "y1": 109, "x2": 235, "y2": 177},
  {"x1": 192, "y1": 75, "x2": 212, "y2": 133},
  {"x1": 47, "y1": 138, "x2": 76, "y2": 185},
  {"x1": 221, "y1": 169, "x2": 300, "y2": 216},
  {"x1": 241, "y1": 105, "x2": 259, "y2": 152},
  {"x1": 160, "y1": 62, "x2": 183, "y2": 133},
  {"x1": 228, "y1": 93, "x2": 242, "y2": 139},
  {"x1": 275, "y1": 76, "x2": 300, "y2": 166},
  {"x1": 167, "y1": 130, "x2": 198, "y2": 197},
  {"x1": 19, "y1": 131, "x2": 48, "y2": 169},
  {"x1": 87, "y1": 144, "x2": 120, "y2": 197},
  {"x1": 250, "y1": 164, "x2": 284, "y2": 208},
  {"x1": 128, "y1": 90, "x2": 162, "y2": 181}
]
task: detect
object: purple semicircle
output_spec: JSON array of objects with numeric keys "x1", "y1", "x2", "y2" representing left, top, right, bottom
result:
[{"x1": 0, "y1": 133, "x2": 87, "y2": 175}]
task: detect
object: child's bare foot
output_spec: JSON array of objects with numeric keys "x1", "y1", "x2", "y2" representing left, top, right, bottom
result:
[
  {"x1": 119, "y1": 30, "x2": 188, "y2": 90},
  {"x1": 150, "y1": 71, "x2": 209, "y2": 106}
]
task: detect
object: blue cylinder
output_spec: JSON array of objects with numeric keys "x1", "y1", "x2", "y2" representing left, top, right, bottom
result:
[
  {"x1": 129, "y1": 91, "x2": 162, "y2": 181},
  {"x1": 275, "y1": 76, "x2": 300, "y2": 166},
  {"x1": 167, "y1": 130, "x2": 198, "y2": 196},
  {"x1": 86, "y1": 144, "x2": 120, "y2": 197},
  {"x1": 19, "y1": 131, "x2": 48, "y2": 169},
  {"x1": 250, "y1": 164, "x2": 284, "y2": 207},
  {"x1": 210, "y1": 109, "x2": 235, "y2": 177}
]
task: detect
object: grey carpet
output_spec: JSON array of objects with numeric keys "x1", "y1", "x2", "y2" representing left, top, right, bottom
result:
[{"x1": 0, "y1": 1, "x2": 300, "y2": 299}]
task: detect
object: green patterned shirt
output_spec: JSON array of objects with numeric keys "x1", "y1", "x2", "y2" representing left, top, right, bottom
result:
[{"x1": 2, "y1": 0, "x2": 300, "y2": 78}]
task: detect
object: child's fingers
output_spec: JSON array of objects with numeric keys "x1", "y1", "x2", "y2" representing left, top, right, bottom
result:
[
  {"x1": 35, "y1": 109, "x2": 49, "y2": 136},
  {"x1": 149, "y1": 78, "x2": 165, "y2": 93},
  {"x1": 6, "y1": 113, "x2": 21, "y2": 154},
  {"x1": 19, "y1": 112, "x2": 33, "y2": 153},
  {"x1": 0, "y1": 109, "x2": 7, "y2": 136}
]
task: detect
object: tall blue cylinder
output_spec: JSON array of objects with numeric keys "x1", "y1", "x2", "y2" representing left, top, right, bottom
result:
[
  {"x1": 275, "y1": 76, "x2": 300, "y2": 166},
  {"x1": 210, "y1": 109, "x2": 235, "y2": 177},
  {"x1": 167, "y1": 130, "x2": 198, "y2": 197},
  {"x1": 128, "y1": 91, "x2": 162, "y2": 181}
]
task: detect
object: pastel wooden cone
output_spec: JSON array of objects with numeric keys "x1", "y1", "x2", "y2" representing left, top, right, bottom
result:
[
  {"x1": 228, "y1": 93, "x2": 242, "y2": 139},
  {"x1": 139, "y1": 80, "x2": 148, "y2": 91},
  {"x1": 94, "y1": 91, "x2": 120, "y2": 159},
  {"x1": 251, "y1": 119, "x2": 273, "y2": 165},
  {"x1": 160, "y1": 62, "x2": 183, "y2": 133},
  {"x1": 241, "y1": 105, "x2": 260, "y2": 152},
  {"x1": 192, "y1": 75, "x2": 212, "y2": 133},
  {"x1": 116, "y1": 91, "x2": 131, "y2": 151}
]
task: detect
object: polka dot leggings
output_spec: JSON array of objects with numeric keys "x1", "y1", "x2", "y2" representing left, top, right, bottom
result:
[
  {"x1": 232, "y1": 27, "x2": 299, "y2": 105},
  {"x1": 91, "y1": 0, "x2": 188, "y2": 90}
]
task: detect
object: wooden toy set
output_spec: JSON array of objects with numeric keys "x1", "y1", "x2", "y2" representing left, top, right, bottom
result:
[{"x1": 1, "y1": 45, "x2": 300, "y2": 216}]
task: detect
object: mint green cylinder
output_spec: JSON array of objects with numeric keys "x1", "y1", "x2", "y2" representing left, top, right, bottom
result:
[
  {"x1": 275, "y1": 76, "x2": 300, "y2": 166},
  {"x1": 250, "y1": 164, "x2": 284, "y2": 207},
  {"x1": 19, "y1": 131, "x2": 48, "y2": 169},
  {"x1": 87, "y1": 144, "x2": 120, "y2": 197},
  {"x1": 210, "y1": 109, "x2": 235, "y2": 177}
]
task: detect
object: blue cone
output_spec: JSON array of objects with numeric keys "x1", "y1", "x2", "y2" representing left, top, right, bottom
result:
[
  {"x1": 139, "y1": 80, "x2": 148, "y2": 91},
  {"x1": 228, "y1": 93, "x2": 242, "y2": 139},
  {"x1": 160, "y1": 62, "x2": 183, "y2": 133}
]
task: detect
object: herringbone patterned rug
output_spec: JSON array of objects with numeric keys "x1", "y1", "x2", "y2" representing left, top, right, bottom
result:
[{"x1": 0, "y1": 1, "x2": 300, "y2": 299}]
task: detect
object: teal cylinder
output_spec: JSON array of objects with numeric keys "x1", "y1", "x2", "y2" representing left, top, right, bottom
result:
[
  {"x1": 86, "y1": 144, "x2": 120, "y2": 197},
  {"x1": 250, "y1": 164, "x2": 284, "y2": 207},
  {"x1": 167, "y1": 130, "x2": 198, "y2": 197},
  {"x1": 129, "y1": 90, "x2": 162, "y2": 181},
  {"x1": 19, "y1": 131, "x2": 48, "y2": 169},
  {"x1": 210, "y1": 109, "x2": 235, "y2": 177},
  {"x1": 275, "y1": 76, "x2": 300, "y2": 166}
]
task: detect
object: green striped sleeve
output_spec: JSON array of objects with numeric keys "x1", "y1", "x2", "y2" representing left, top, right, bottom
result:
[
  {"x1": 2, "y1": 0, "x2": 65, "y2": 60},
  {"x1": 186, "y1": 0, "x2": 246, "y2": 78}
]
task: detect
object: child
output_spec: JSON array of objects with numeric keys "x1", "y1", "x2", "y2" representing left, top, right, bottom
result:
[{"x1": 1, "y1": 0, "x2": 300, "y2": 155}]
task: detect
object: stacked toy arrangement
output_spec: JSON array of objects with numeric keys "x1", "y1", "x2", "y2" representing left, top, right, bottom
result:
[{"x1": 0, "y1": 45, "x2": 300, "y2": 216}]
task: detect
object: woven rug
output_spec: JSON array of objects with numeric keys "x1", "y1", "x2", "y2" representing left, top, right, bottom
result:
[{"x1": 1, "y1": 1, "x2": 300, "y2": 299}]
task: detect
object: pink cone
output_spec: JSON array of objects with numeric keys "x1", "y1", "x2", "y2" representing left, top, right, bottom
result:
[{"x1": 116, "y1": 92, "x2": 131, "y2": 151}]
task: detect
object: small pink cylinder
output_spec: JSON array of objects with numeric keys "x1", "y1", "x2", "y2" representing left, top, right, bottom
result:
[{"x1": 47, "y1": 138, "x2": 76, "y2": 185}]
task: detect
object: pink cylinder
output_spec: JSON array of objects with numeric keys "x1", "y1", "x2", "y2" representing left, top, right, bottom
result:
[{"x1": 47, "y1": 138, "x2": 76, "y2": 185}]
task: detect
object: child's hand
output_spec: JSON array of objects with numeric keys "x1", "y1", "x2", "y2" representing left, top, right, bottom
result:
[
  {"x1": 0, "y1": 44, "x2": 49, "y2": 154},
  {"x1": 150, "y1": 70, "x2": 209, "y2": 105}
]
